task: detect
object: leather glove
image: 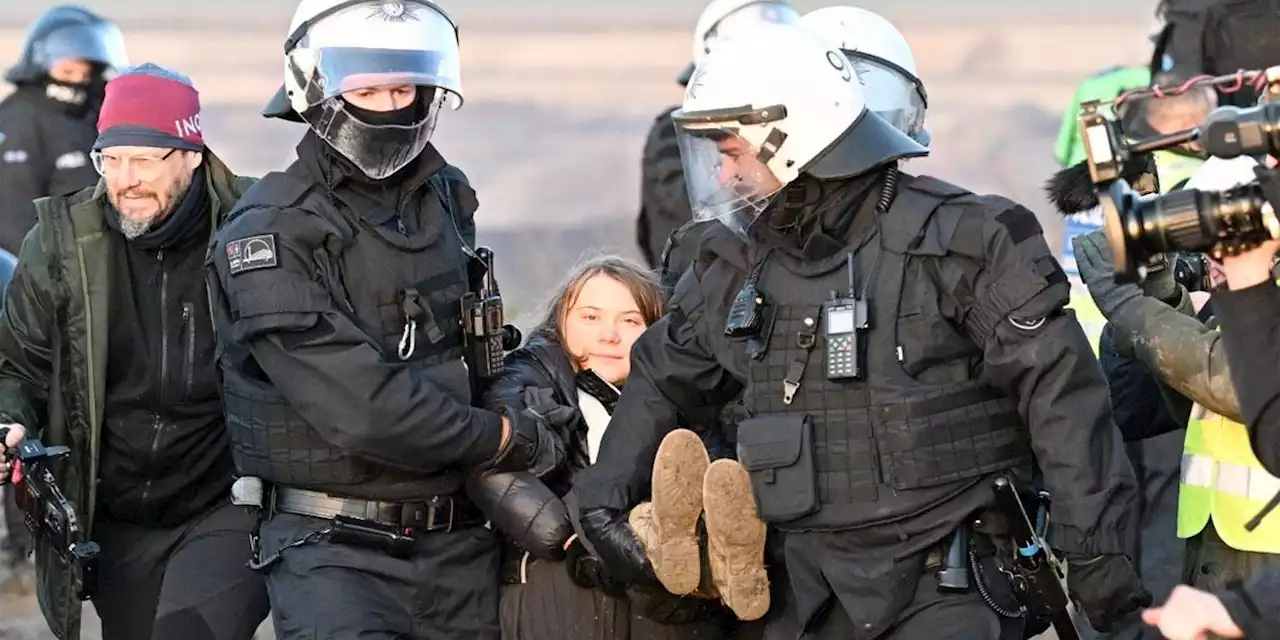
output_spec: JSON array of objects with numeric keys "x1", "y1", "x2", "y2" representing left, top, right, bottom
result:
[
  {"x1": 483, "y1": 406, "x2": 562, "y2": 475},
  {"x1": 522, "y1": 387, "x2": 580, "y2": 430},
  {"x1": 1066, "y1": 553, "x2": 1152, "y2": 632},
  {"x1": 564, "y1": 535, "x2": 628, "y2": 599},
  {"x1": 1073, "y1": 230, "x2": 1180, "y2": 318},
  {"x1": 578, "y1": 506, "x2": 660, "y2": 587},
  {"x1": 465, "y1": 471, "x2": 572, "y2": 561}
]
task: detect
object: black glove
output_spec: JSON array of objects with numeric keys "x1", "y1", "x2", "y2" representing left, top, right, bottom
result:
[
  {"x1": 523, "y1": 387, "x2": 580, "y2": 430},
  {"x1": 578, "y1": 507, "x2": 659, "y2": 587},
  {"x1": 1066, "y1": 553, "x2": 1152, "y2": 632},
  {"x1": 484, "y1": 406, "x2": 562, "y2": 475},
  {"x1": 564, "y1": 535, "x2": 628, "y2": 599}
]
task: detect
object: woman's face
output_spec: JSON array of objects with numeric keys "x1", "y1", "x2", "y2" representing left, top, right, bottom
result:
[{"x1": 562, "y1": 274, "x2": 649, "y2": 385}]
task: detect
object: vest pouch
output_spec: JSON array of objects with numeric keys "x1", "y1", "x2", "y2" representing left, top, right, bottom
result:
[{"x1": 735, "y1": 415, "x2": 818, "y2": 523}]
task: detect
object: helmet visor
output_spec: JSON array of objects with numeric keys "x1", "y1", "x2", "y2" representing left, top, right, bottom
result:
[
  {"x1": 42, "y1": 22, "x2": 127, "y2": 71},
  {"x1": 846, "y1": 54, "x2": 926, "y2": 141},
  {"x1": 293, "y1": 1, "x2": 462, "y2": 109},
  {"x1": 676, "y1": 122, "x2": 785, "y2": 235}
]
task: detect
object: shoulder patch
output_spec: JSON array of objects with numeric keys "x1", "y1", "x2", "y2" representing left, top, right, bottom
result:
[{"x1": 226, "y1": 234, "x2": 279, "y2": 275}]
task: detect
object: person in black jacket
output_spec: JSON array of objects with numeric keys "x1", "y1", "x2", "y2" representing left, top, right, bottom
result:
[
  {"x1": 0, "y1": 4, "x2": 127, "y2": 254},
  {"x1": 471, "y1": 255, "x2": 760, "y2": 639}
]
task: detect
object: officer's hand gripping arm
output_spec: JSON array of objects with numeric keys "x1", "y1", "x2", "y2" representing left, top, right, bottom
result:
[
  {"x1": 213, "y1": 216, "x2": 509, "y2": 473},
  {"x1": 0, "y1": 229, "x2": 59, "y2": 433}
]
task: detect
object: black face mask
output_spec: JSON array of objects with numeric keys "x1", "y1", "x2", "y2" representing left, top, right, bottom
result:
[
  {"x1": 342, "y1": 94, "x2": 428, "y2": 128},
  {"x1": 40, "y1": 75, "x2": 106, "y2": 118}
]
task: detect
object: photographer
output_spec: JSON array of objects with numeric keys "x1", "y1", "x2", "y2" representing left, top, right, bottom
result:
[{"x1": 1140, "y1": 231, "x2": 1280, "y2": 639}]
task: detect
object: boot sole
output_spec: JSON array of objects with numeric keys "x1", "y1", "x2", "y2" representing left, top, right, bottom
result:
[
  {"x1": 649, "y1": 429, "x2": 710, "y2": 595},
  {"x1": 703, "y1": 459, "x2": 770, "y2": 621}
]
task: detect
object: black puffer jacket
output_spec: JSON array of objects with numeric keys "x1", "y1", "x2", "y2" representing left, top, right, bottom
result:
[{"x1": 466, "y1": 331, "x2": 588, "y2": 559}]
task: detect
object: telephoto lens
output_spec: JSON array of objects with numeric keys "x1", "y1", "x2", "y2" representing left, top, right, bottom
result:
[{"x1": 1102, "y1": 179, "x2": 1280, "y2": 280}]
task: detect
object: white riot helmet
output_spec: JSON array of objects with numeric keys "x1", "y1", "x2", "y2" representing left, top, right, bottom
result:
[
  {"x1": 802, "y1": 7, "x2": 929, "y2": 146},
  {"x1": 676, "y1": 0, "x2": 801, "y2": 85},
  {"x1": 264, "y1": 0, "x2": 462, "y2": 179},
  {"x1": 674, "y1": 23, "x2": 928, "y2": 235}
]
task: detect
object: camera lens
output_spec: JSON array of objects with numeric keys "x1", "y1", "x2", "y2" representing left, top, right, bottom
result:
[{"x1": 1127, "y1": 189, "x2": 1214, "y2": 255}]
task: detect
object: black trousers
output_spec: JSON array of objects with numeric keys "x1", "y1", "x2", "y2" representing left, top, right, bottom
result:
[
  {"x1": 92, "y1": 500, "x2": 269, "y2": 640},
  {"x1": 499, "y1": 556, "x2": 730, "y2": 640},
  {"x1": 261, "y1": 511, "x2": 501, "y2": 640}
]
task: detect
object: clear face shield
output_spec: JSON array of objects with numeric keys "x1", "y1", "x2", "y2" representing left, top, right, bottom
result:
[
  {"x1": 845, "y1": 53, "x2": 927, "y2": 142},
  {"x1": 703, "y1": 2, "x2": 801, "y2": 56},
  {"x1": 673, "y1": 107, "x2": 789, "y2": 236},
  {"x1": 290, "y1": 1, "x2": 462, "y2": 179},
  {"x1": 39, "y1": 22, "x2": 128, "y2": 76}
]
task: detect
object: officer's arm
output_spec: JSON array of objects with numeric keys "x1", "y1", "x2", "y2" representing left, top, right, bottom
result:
[
  {"x1": 966, "y1": 204, "x2": 1138, "y2": 556},
  {"x1": 0, "y1": 122, "x2": 49, "y2": 253},
  {"x1": 0, "y1": 228, "x2": 58, "y2": 432},
  {"x1": 1105, "y1": 287, "x2": 1240, "y2": 422},
  {"x1": 213, "y1": 211, "x2": 504, "y2": 472},
  {"x1": 575, "y1": 268, "x2": 742, "y2": 512}
]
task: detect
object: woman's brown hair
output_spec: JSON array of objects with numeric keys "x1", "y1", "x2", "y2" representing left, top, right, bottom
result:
[{"x1": 528, "y1": 255, "x2": 664, "y2": 368}]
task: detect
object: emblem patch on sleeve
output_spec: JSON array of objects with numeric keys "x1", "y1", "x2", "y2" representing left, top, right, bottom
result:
[{"x1": 226, "y1": 234, "x2": 279, "y2": 275}]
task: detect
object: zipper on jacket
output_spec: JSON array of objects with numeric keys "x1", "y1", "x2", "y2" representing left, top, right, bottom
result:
[
  {"x1": 182, "y1": 303, "x2": 195, "y2": 402},
  {"x1": 139, "y1": 413, "x2": 163, "y2": 506}
]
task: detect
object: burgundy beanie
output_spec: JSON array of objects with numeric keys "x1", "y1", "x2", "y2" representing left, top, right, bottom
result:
[{"x1": 95, "y1": 63, "x2": 203, "y2": 152}]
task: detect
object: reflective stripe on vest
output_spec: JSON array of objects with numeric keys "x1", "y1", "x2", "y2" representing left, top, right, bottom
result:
[{"x1": 1178, "y1": 412, "x2": 1280, "y2": 553}]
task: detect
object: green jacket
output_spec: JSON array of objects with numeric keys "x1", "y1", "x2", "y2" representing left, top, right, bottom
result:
[{"x1": 0, "y1": 150, "x2": 253, "y2": 640}]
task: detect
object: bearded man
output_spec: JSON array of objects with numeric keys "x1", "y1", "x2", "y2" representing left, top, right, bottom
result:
[{"x1": 0, "y1": 63, "x2": 269, "y2": 640}]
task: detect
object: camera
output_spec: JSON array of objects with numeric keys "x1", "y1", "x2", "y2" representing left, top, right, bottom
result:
[
  {"x1": 0, "y1": 429, "x2": 100, "y2": 600},
  {"x1": 461, "y1": 247, "x2": 522, "y2": 382},
  {"x1": 1099, "y1": 177, "x2": 1280, "y2": 279},
  {"x1": 1075, "y1": 66, "x2": 1280, "y2": 279}
]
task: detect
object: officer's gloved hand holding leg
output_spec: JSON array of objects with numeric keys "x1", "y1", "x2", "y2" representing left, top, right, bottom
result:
[
  {"x1": 483, "y1": 407, "x2": 562, "y2": 474},
  {"x1": 579, "y1": 507, "x2": 660, "y2": 587},
  {"x1": 1066, "y1": 552, "x2": 1153, "y2": 632}
]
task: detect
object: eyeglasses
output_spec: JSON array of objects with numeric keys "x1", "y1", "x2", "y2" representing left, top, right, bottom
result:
[{"x1": 91, "y1": 149, "x2": 177, "y2": 181}]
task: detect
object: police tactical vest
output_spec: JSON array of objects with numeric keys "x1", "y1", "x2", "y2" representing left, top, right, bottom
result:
[
  {"x1": 218, "y1": 163, "x2": 476, "y2": 501},
  {"x1": 735, "y1": 176, "x2": 1034, "y2": 531}
]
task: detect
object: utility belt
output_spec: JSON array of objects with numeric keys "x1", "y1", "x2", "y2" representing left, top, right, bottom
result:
[{"x1": 231, "y1": 478, "x2": 486, "y2": 572}]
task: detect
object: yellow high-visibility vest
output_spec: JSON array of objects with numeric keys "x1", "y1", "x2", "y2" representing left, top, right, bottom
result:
[{"x1": 1178, "y1": 403, "x2": 1280, "y2": 553}]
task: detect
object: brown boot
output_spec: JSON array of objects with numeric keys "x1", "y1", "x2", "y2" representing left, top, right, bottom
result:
[
  {"x1": 637, "y1": 428, "x2": 710, "y2": 595},
  {"x1": 702, "y1": 459, "x2": 770, "y2": 621}
]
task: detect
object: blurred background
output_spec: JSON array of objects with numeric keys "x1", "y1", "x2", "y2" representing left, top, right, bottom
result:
[{"x1": 0, "y1": 1, "x2": 1156, "y2": 637}]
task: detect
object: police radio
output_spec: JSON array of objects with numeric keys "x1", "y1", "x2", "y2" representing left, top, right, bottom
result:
[
  {"x1": 823, "y1": 255, "x2": 869, "y2": 381},
  {"x1": 461, "y1": 247, "x2": 521, "y2": 381}
]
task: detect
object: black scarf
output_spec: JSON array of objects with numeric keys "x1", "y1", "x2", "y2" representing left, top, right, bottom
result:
[{"x1": 103, "y1": 165, "x2": 211, "y2": 251}]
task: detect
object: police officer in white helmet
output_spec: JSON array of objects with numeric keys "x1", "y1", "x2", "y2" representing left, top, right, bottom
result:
[
  {"x1": 637, "y1": 0, "x2": 802, "y2": 272},
  {"x1": 209, "y1": 1, "x2": 560, "y2": 637},
  {"x1": 801, "y1": 6, "x2": 930, "y2": 147},
  {"x1": 577, "y1": 20, "x2": 1150, "y2": 640}
]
